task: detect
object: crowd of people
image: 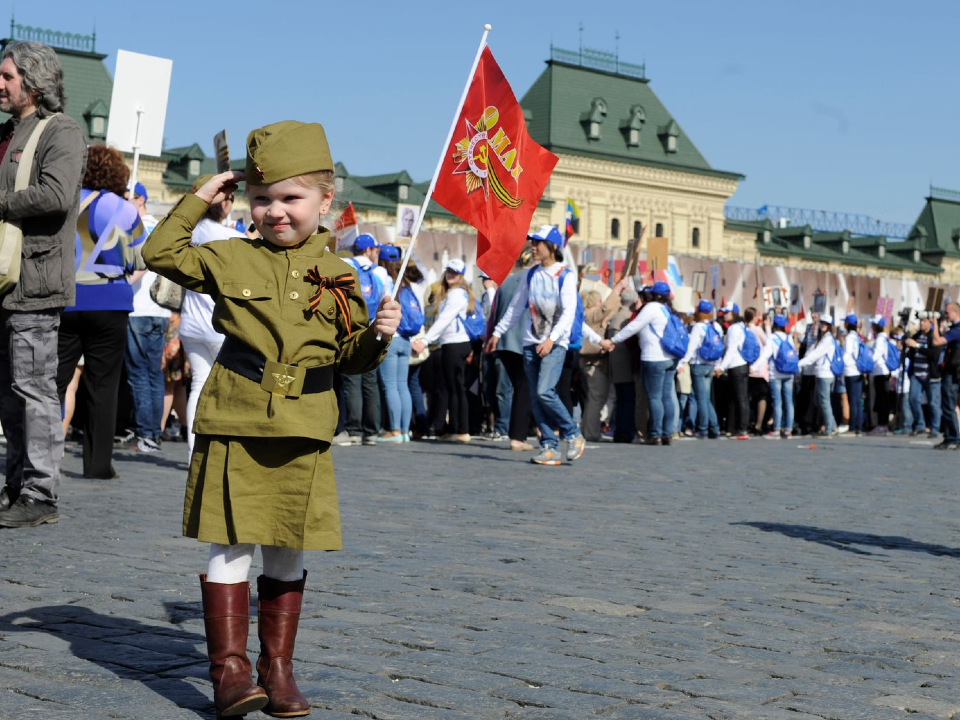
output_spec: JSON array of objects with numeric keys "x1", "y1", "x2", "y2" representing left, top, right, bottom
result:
[{"x1": 330, "y1": 226, "x2": 960, "y2": 462}]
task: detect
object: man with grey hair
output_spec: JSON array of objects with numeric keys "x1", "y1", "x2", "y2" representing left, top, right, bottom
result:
[{"x1": 0, "y1": 41, "x2": 86, "y2": 528}]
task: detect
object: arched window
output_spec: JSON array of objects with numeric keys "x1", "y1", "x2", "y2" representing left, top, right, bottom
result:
[
  {"x1": 655, "y1": 223, "x2": 664, "y2": 237},
  {"x1": 692, "y1": 227, "x2": 700, "y2": 248},
  {"x1": 633, "y1": 221, "x2": 642, "y2": 239},
  {"x1": 611, "y1": 218, "x2": 620, "y2": 239}
]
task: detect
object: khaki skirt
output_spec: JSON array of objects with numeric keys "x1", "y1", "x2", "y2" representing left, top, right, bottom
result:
[{"x1": 184, "y1": 436, "x2": 341, "y2": 551}]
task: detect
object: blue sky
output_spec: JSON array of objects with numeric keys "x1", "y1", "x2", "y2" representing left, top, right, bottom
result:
[{"x1": 22, "y1": 0, "x2": 959, "y2": 225}]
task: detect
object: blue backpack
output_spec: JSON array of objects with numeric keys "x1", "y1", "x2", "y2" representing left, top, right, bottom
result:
[
  {"x1": 739, "y1": 324, "x2": 761, "y2": 364},
  {"x1": 457, "y1": 305, "x2": 487, "y2": 341},
  {"x1": 396, "y1": 285, "x2": 424, "y2": 339},
  {"x1": 773, "y1": 334, "x2": 799, "y2": 374},
  {"x1": 352, "y1": 262, "x2": 383, "y2": 323},
  {"x1": 525, "y1": 266, "x2": 584, "y2": 347},
  {"x1": 699, "y1": 322, "x2": 724, "y2": 361},
  {"x1": 830, "y1": 338, "x2": 845, "y2": 376},
  {"x1": 855, "y1": 337, "x2": 875, "y2": 373},
  {"x1": 884, "y1": 338, "x2": 901, "y2": 372},
  {"x1": 652, "y1": 306, "x2": 689, "y2": 359}
]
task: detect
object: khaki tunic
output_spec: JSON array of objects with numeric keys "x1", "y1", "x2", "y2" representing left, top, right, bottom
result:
[{"x1": 143, "y1": 194, "x2": 389, "y2": 549}]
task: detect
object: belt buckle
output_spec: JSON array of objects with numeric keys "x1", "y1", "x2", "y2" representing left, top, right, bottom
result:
[{"x1": 261, "y1": 360, "x2": 305, "y2": 398}]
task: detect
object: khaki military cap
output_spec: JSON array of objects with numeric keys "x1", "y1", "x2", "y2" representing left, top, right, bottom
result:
[{"x1": 245, "y1": 121, "x2": 333, "y2": 185}]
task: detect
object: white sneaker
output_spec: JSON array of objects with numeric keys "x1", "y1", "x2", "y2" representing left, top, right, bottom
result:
[
  {"x1": 136, "y1": 436, "x2": 160, "y2": 453},
  {"x1": 837, "y1": 424, "x2": 850, "y2": 434}
]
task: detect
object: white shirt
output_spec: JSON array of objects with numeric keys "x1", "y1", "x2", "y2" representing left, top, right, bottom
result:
[
  {"x1": 717, "y1": 322, "x2": 748, "y2": 372},
  {"x1": 610, "y1": 301, "x2": 669, "y2": 362},
  {"x1": 871, "y1": 333, "x2": 890, "y2": 376},
  {"x1": 179, "y1": 218, "x2": 235, "y2": 342},
  {"x1": 843, "y1": 332, "x2": 861, "y2": 377},
  {"x1": 682, "y1": 320, "x2": 724, "y2": 366},
  {"x1": 493, "y1": 263, "x2": 577, "y2": 348},
  {"x1": 797, "y1": 333, "x2": 837, "y2": 379},
  {"x1": 130, "y1": 213, "x2": 171, "y2": 319},
  {"x1": 423, "y1": 287, "x2": 470, "y2": 345}
]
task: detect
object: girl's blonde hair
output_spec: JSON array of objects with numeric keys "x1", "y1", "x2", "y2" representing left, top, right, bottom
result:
[
  {"x1": 436, "y1": 272, "x2": 476, "y2": 315},
  {"x1": 291, "y1": 170, "x2": 336, "y2": 192},
  {"x1": 580, "y1": 289, "x2": 601, "y2": 309}
]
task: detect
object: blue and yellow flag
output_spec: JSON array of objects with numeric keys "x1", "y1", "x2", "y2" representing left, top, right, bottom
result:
[{"x1": 565, "y1": 198, "x2": 580, "y2": 244}]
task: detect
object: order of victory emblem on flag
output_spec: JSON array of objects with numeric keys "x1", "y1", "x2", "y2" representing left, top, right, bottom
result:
[{"x1": 433, "y1": 46, "x2": 558, "y2": 284}]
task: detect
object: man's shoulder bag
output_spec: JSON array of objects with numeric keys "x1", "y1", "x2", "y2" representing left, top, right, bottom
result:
[{"x1": 0, "y1": 115, "x2": 56, "y2": 295}]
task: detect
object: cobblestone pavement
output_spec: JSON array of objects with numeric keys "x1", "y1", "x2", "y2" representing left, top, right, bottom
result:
[{"x1": 0, "y1": 433, "x2": 959, "y2": 719}]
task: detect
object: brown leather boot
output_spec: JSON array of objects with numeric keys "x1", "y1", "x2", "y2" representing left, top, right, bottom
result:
[
  {"x1": 256, "y1": 571, "x2": 310, "y2": 717},
  {"x1": 199, "y1": 575, "x2": 269, "y2": 718}
]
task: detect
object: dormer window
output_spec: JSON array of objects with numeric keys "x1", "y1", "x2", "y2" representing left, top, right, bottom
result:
[
  {"x1": 398, "y1": 185, "x2": 409, "y2": 201},
  {"x1": 878, "y1": 245, "x2": 886, "y2": 258},
  {"x1": 913, "y1": 249, "x2": 921, "y2": 263},
  {"x1": 762, "y1": 230, "x2": 771, "y2": 244},
  {"x1": 188, "y1": 159, "x2": 200, "y2": 177},
  {"x1": 620, "y1": 105, "x2": 645, "y2": 148},
  {"x1": 581, "y1": 98, "x2": 607, "y2": 141},
  {"x1": 83, "y1": 99, "x2": 110, "y2": 142},
  {"x1": 803, "y1": 234, "x2": 811, "y2": 249},
  {"x1": 841, "y1": 240, "x2": 849, "y2": 254},
  {"x1": 659, "y1": 120, "x2": 679, "y2": 154},
  {"x1": 91, "y1": 116, "x2": 106, "y2": 137},
  {"x1": 335, "y1": 177, "x2": 344, "y2": 193}
]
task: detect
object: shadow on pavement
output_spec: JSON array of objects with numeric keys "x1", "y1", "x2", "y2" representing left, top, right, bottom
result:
[
  {"x1": 733, "y1": 521, "x2": 960, "y2": 558},
  {"x1": 0, "y1": 605, "x2": 213, "y2": 717}
]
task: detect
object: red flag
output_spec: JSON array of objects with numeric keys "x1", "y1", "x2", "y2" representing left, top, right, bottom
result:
[
  {"x1": 432, "y1": 47, "x2": 558, "y2": 284},
  {"x1": 335, "y1": 202, "x2": 357, "y2": 231}
]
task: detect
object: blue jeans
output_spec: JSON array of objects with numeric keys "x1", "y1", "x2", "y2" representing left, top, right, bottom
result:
[
  {"x1": 690, "y1": 364, "x2": 719, "y2": 436},
  {"x1": 941, "y1": 373, "x2": 959, "y2": 442},
  {"x1": 379, "y1": 335, "x2": 412, "y2": 433},
  {"x1": 908, "y1": 376, "x2": 941, "y2": 433},
  {"x1": 523, "y1": 345, "x2": 580, "y2": 450},
  {"x1": 125, "y1": 316, "x2": 168, "y2": 440},
  {"x1": 493, "y1": 355, "x2": 512, "y2": 435},
  {"x1": 846, "y1": 375, "x2": 864, "y2": 432},
  {"x1": 641, "y1": 359, "x2": 677, "y2": 439},
  {"x1": 770, "y1": 376, "x2": 794, "y2": 432},
  {"x1": 816, "y1": 377, "x2": 837, "y2": 434},
  {"x1": 408, "y1": 364, "x2": 427, "y2": 433}
]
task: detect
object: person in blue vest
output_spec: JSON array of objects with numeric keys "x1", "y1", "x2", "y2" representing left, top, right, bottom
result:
[
  {"x1": 338, "y1": 234, "x2": 384, "y2": 445},
  {"x1": 412, "y1": 258, "x2": 476, "y2": 442},
  {"x1": 601, "y1": 281, "x2": 678, "y2": 445},
  {"x1": 680, "y1": 299, "x2": 724, "y2": 439},
  {"x1": 485, "y1": 225, "x2": 585, "y2": 465},
  {"x1": 797, "y1": 315, "x2": 839, "y2": 436},
  {"x1": 868, "y1": 315, "x2": 892, "y2": 435},
  {"x1": 841, "y1": 314, "x2": 866, "y2": 436},
  {"x1": 759, "y1": 314, "x2": 797, "y2": 438},
  {"x1": 715, "y1": 304, "x2": 752, "y2": 439}
]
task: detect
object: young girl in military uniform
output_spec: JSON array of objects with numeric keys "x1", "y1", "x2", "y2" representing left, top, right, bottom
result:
[{"x1": 143, "y1": 121, "x2": 400, "y2": 718}]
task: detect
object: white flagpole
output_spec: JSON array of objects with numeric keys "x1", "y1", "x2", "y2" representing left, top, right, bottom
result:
[{"x1": 386, "y1": 23, "x2": 491, "y2": 303}]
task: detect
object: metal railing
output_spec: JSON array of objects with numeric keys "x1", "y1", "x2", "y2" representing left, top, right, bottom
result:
[
  {"x1": 9, "y1": 20, "x2": 96, "y2": 53},
  {"x1": 725, "y1": 204, "x2": 911, "y2": 240},
  {"x1": 550, "y1": 45, "x2": 646, "y2": 80}
]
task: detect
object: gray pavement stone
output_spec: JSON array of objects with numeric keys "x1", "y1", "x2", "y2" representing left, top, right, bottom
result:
[{"x1": 0, "y1": 434, "x2": 957, "y2": 718}]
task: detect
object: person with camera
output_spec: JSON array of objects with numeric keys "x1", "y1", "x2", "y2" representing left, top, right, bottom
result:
[
  {"x1": 931, "y1": 303, "x2": 960, "y2": 450},
  {"x1": 903, "y1": 312, "x2": 942, "y2": 438}
]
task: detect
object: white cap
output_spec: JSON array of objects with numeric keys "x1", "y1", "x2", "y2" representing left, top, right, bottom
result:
[
  {"x1": 445, "y1": 258, "x2": 466, "y2": 275},
  {"x1": 820, "y1": 314, "x2": 834, "y2": 325}
]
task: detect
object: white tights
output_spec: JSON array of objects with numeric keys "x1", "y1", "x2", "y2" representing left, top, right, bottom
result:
[{"x1": 206, "y1": 543, "x2": 304, "y2": 584}]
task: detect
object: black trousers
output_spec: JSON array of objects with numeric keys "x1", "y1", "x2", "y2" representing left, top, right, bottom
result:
[
  {"x1": 873, "y1": 374, "x2": 890, "y2": 428},
  {"x1": 797, "y1": 374, "x2": 821, "y2": 434},
  {"x1": 614, "y1": 381, "x2": 636, "y2": 443},
  {"x1": 341, "y1": 369, "x2": 380, "y2": 438},
  {"x1": 440, "y1": 341, "x2": 472, "y2": 434},
  {"x1": 498, "y1": 350, "x2": 531, "y2": 442},
  {"x1": 558, "y1": 348, "x2": 579, "y2": 416},
  {"x1": 56, "y1": 310, "x2": 128, "y2": 479},
  {"x1": 726, "y1": 364, "x2": 750, "y2": 434}
]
